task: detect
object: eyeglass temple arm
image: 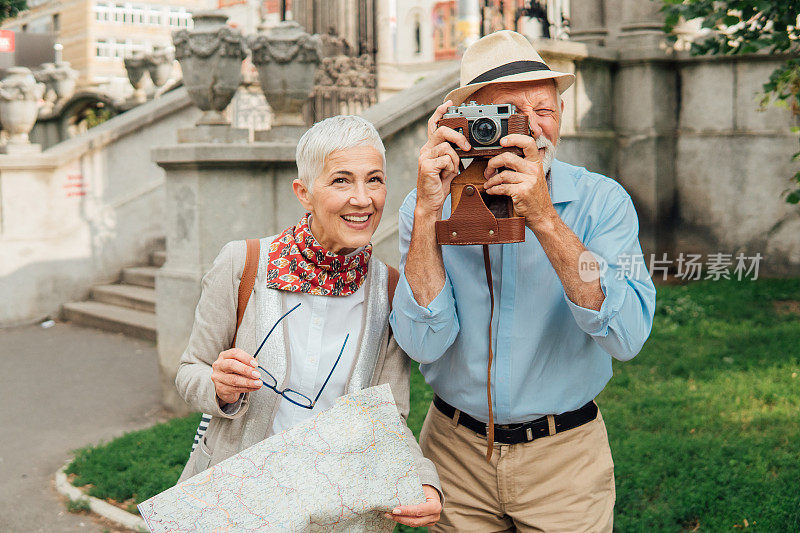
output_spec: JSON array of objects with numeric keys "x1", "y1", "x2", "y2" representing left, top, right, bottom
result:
[
  {"x1": 252, "y1": 302, "x2": 301, "y2": 358},
  {"x1": 312, "y1": 333, "x2": 349, "y2": 405}
]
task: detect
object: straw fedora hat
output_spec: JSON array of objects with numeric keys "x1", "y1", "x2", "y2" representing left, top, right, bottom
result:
[{"x1": 445, "y1": 30, "x2": 575, "y2": 106}]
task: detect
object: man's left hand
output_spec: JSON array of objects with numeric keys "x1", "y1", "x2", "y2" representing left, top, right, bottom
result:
[
  {"x1": 384, "y1": 484, "x2": 442, "y2": 528},
  {"x1": 483, "y1": 134, "x2": 557, "y2": 231}
]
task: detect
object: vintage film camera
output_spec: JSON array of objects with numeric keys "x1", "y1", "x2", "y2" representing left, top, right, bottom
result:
[{"x1": 435, "y1": 102, "x2": 529, "y2": 245}]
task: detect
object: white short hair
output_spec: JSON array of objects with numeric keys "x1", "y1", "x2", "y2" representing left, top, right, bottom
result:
[{"x1": 295, "y1": 115, "x2": 386, "y2": 189}]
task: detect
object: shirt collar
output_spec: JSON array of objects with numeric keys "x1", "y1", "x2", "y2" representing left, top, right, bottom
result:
[{"x1": 548, "y1": 159, "x2": 578, "y2": 204}]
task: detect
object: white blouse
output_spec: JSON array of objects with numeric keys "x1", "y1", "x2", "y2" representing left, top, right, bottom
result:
[{"x1": 270, "y1": 255, "x2": 366, "y2": 436}]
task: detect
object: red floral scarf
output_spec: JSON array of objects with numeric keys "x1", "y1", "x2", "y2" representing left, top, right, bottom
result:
[{"x1": 265, "y1": 213, "x2": 372, "y2": 296}]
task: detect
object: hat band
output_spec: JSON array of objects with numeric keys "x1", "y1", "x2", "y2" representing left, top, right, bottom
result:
[{"x1": 468, "y1": 60, "x2": 551, "y2": 85}]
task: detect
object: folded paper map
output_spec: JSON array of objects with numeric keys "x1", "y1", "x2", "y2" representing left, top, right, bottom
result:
[{"x1": 138, "y1": 384, "x2": 425, "y2": 532}]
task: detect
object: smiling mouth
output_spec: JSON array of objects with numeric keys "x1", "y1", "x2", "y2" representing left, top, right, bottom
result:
[{"x1": 341, "y1": 214, "x2": 371, "y2": 223}]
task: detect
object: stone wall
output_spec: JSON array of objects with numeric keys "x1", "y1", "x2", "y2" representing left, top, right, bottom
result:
[
  {"x1": 674, "y1": 54, "x2": 800, "y2": 274},
  {"x1": 0, "y1": 88, "x2": 200, "y2": 326}
]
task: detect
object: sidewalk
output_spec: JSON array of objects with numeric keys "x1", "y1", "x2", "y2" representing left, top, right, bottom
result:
[{"x1": 0, "y1": 321, "x2": 164, "y2": 532}]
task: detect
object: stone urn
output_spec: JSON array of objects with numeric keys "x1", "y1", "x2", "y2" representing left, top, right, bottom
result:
[
  {"x1": 173, "y1": 11, "x2": 247, "y2": 125},
  {"x1": 33, "y1": 63, "x2": 57, "y2": 106},
  {"x1": 249, "y1": 21, "x2": 321, "y2": 137},
  {"x1": 0, "y1": 67, "x2": 44, "y2": 148},
  {"x1": 50, "y1": 61, "x2": 78, "y2": 101},
  {"x1": 34, "y1": 61, "x2": 78, "y2": 110},
  {"x1": 147, "y1": 44, "x2": 174, "y2": 90},
  {"x1": 124, "y1": 52, "x2": 149, "y2": 103}
]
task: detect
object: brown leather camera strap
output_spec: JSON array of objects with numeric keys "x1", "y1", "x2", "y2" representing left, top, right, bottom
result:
[
  {"x1": 434, "y1": 161, "x2": 525, "y2": 246},
  {"x1": 482, "y1": 244, "x2": 495, "y2": 461},
  {"x1": 231, "y1": 238, "x2": 260, "y2": 348}
]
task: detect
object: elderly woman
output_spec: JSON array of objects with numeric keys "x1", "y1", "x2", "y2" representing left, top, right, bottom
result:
[{"x1": 175, "y1": 115, "x2": 441, "y2": 528}]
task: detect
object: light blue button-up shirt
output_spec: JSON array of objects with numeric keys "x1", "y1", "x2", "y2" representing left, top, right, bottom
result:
[{"x1": 389, "y1": 159, "x2": 657, "y2": 423}]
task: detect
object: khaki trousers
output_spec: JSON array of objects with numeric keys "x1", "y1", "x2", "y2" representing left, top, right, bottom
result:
[{"x1": 420, "y1": 401, "x2": 615, "y2": 533}]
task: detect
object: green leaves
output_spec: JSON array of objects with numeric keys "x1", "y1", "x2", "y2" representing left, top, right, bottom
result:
[
  {"x1": 723, "y1": 14, "x2": 742, "y2": 26},
  {"x1": 661, "y1": 0, "x2": 800, "y2": 56},
  {"x1": 0, "y1": 0, "x2": 27, "y2": 24}
]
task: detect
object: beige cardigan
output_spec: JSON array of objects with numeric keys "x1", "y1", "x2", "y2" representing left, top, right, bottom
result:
[{"x1": 175, "y1": 238, "x2": 440, "y2": 493}]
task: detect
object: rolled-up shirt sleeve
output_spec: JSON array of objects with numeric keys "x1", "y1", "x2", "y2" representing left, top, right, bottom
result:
[
  {"x1": 389, "y1": 192, "x2": 460, "y2": 364},
  {"x1": 564, "y1": 194, "x2": 656, "y2": 362}
]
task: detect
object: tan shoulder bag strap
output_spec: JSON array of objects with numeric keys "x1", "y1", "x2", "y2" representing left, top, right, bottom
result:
[
  {"x1": 387, "y1": 266, "x2": 399, "y2": 310},
  {"x1": 231, "y1": 239, "x2": 260, "y2": 348}
]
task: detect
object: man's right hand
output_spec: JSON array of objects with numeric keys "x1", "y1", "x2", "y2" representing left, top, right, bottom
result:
[
  {"x1": 211, "y1": 348, "x2": 262, "y2": 405},
  {"x1": 416, "y1": 100, "x2": 471, "y2": 217}
]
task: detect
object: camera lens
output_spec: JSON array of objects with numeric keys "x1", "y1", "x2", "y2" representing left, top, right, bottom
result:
[{"x1": 471, "y1": 117, "x2": 500, "y2": 146}]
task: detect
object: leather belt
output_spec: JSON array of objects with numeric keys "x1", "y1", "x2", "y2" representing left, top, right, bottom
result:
[{"x1": 433, "y1": 396, "x2": 598, "y2": 445}]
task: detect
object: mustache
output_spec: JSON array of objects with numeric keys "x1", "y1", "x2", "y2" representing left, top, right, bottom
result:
[{"x1": 534, "y1": 135, "x2": 557, "y2": 173}]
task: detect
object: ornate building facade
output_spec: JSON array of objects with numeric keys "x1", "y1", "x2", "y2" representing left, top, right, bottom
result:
[{"x1": 1, "y1": 0, "x2": 210, "y2": 98}]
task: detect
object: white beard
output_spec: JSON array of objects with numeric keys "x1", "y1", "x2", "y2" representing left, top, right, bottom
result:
[{"x1": 536, "y1": 135, "x2": 558, "y2": 175}]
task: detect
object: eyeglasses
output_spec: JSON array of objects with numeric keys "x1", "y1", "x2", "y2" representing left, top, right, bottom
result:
[{"x1": 253, "y1": 302, "x2": 349, "y2": 410}]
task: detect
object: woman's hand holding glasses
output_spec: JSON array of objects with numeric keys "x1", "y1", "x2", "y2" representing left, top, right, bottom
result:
[{"x1": 211, "y1": 348, "x2": 262, "y2": 405}]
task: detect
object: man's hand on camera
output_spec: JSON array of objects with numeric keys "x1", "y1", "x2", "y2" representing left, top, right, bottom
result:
[
  {"x1": 483, "y1": 133, "x2": 558, "y2": 231},
  {"x1": 416, "y1": 100, "x2": 470, "y2": 218},
  {"x1": 384, "y1": 484, "x2": 442, "y2": 528}
]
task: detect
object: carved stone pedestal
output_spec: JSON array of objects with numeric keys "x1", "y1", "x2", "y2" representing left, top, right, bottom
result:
[
  {"x1": 177, "y1": 124, "x2": 252, "y2": 144},
  {"x1": 253, "y1": 125, "x2": 306, "y2": 142},
  {"x1": 152, "y1": 143, "x2": 303, "y2": 413},
  {"x1": 0, "y1": 141, "x2": 42, "y2": 155}
]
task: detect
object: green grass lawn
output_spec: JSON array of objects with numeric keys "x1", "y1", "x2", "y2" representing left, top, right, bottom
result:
[{"x1": 66, "y1": 278, "x2": 800, "y2": 531}]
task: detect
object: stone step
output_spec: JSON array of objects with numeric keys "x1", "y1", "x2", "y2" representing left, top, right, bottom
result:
[
  {"x1": 61, "y1": 301, "x2": 156, "y2": 341},
  {"x1": 150, "y1": 250, "x2": 166, "y2": 267},
  {"x1": 92, "y1": 284, "x2": 156, "y2": 313},
  {"x1": 122, "y1": 266, "x2": 158, "y2": 288}
]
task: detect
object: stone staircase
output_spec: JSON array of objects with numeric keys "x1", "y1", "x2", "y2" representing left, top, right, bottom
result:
[{"x1": 61, "y1": 244, "x2": 165, "y2": 342}]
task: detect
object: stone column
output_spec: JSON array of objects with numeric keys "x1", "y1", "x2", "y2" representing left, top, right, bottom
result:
[
  {"x1": 613, "y1": 57, "x2": 678, "y2": 259},
  {"x1": 456, "y1": 0, "x2": 480, "y2": 50},
  {"x1": 569, "y1": 0, "x2": 607, "y2": 45},
  {"x1": 618, "y1": 0, "x2": 665, "y2": 47},
  {"x1": 153, "y1": 140, "x2": 306, "y2": 413},
  {"x1": 594, "y1": 0, "x2": 675, "y2": 258}
]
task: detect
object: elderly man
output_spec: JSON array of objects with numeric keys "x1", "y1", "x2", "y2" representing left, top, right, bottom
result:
[{"x1": 389, "y1": 31, "x2": 656, "y2": 532}]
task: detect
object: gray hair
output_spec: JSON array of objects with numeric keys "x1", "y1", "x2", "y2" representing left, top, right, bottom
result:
[{"x1": 295, "y1": 115, "x2": 386, "y2": 189}]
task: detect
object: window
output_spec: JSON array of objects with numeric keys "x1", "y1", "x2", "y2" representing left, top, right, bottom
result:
[
  {"x1": 93, "y1": 2, "x2": 192, "y2": 28},
  {"x1": 168, "y1": 7, "x2": 192, "y2": 28},
  {"x1": 414, "y1": 17, "x2": 421, "y2": 55},
  {"x1": 95, "y1": 38, "x2": 151, "y2": 60},
  {"x1": 95, "y1": 1, "x2": 111, "y2": 23}
]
